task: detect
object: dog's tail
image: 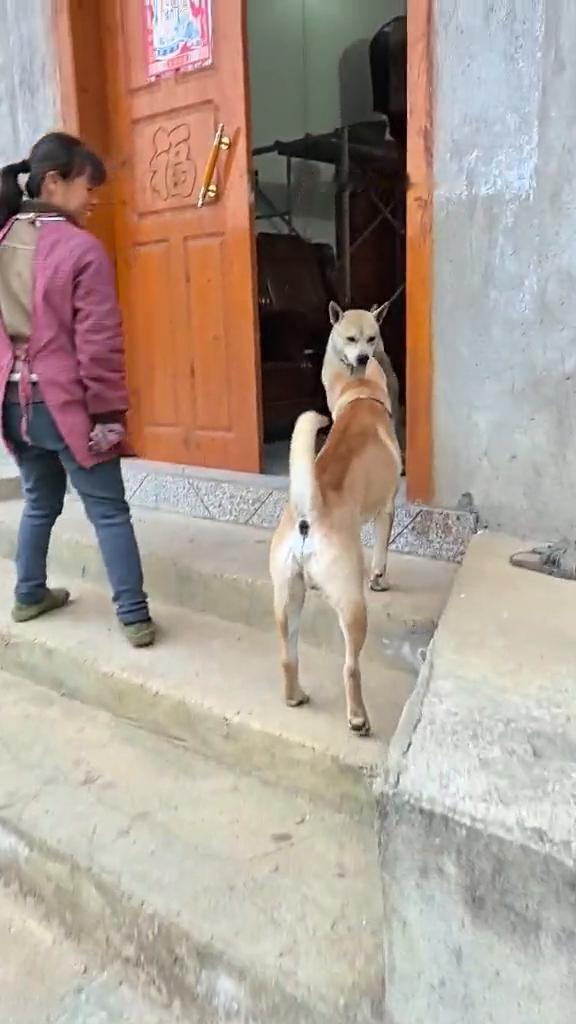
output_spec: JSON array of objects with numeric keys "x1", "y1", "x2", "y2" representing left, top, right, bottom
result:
[{"x1": 289, "y1": 411, "x2": 328, "y2": 535}]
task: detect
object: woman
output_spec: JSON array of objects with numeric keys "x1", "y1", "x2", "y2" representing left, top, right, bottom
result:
[{"x1": 0, "y1": 132, "x2": 154, "y2": 647}]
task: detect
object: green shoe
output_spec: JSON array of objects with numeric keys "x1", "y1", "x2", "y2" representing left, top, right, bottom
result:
[
  {"x1": 121, "y1": 619, "x2": 156, "y2": 649},
  {"x1": 12, "y1": 588, "x2": 71, "y2": 623}
]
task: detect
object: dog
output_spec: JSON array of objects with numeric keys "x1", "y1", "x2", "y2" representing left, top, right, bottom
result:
[
  {"x1": 269, "y1": 356, "x2": 402, "y2": 736},
  {"x1": 322, "y1": 301, "x2": 402, "y2": 446}
]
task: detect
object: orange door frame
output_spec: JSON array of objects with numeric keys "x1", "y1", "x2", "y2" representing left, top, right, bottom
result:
[
  {"x1": 406, "y1": 0, "x2": 434, "y2": 504},
  {"x1": 52, "y1": 0, "x2": 434, "y2": 498},
  {"x1": 52, "y1": 1, "x2": 80, "y2": 135}
]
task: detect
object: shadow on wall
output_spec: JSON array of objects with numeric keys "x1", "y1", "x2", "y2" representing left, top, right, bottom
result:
[
  {"x1": 256, "y1": 164, "x2": 335, "y2": 230},
  {"x1": 256, "y1": 35, "x2": 379, "y2": 234},
  {"x1": 339, "y1": 39, "x2": 379, "y2": 126}
]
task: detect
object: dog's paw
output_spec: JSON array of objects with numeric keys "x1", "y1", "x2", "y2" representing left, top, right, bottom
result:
[
  {"x1": 286, "y1": 690, "x2": 310, "y2": 708},
  {"x1": 369, "y1": 573, "x2": 390, "y2": 593},
  {"x1": 348, "y1": 714, "x2": 371, "y2": 737}
]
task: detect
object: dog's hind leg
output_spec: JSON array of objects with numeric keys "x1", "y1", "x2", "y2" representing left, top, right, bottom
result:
[
  {"x1": 370, "y1": 503, "x2": 394, "y2": 592},
  {"x1": 338, "y1": 598, "x2": 369, "y2": 735},
  {"x1": 273, "y1": 572, "x2": 309, "y2": 707}
]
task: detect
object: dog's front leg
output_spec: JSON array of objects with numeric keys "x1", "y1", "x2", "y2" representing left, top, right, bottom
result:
[{"x1": 369, "y1": 505, "x2": 394, "y2": 592}]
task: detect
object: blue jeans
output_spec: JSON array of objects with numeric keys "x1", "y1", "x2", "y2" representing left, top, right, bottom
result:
[{"x1": 3, "y1": 401, "x2": 149, "y2": 624}]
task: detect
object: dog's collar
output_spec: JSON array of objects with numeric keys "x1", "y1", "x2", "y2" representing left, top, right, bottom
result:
[
  {"x1": 352, "y1": 394, "x2": 390, "y2": 411},
  {"x1": 333, "y1": 392, "x2": 391, "y2": 418}
]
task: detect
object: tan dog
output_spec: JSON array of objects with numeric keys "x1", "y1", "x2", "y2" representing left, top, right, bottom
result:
[
  {"x1": 269, "y1": 357, "x2": 401, "y2": 736},
  {"x1": 322, "y1": 301, "x2": 401, "y2": 441}
]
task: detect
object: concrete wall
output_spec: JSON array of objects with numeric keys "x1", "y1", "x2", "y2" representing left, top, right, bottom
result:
[
  {"x1": 248, "y1": 0, "x2": 406, "y2": 245},
  {"x1": 0, "y1": 0, "x2": 59, "y2": 166},
  {"x1": 433, "y1": 0, "x2": 576, "y2": 537},
  {"x1": 379, "y1": 532, "x2": 576, "y2": 1023}
]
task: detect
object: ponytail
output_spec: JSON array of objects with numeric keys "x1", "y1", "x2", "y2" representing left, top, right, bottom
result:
[
  {"x1": 0, "y1": 134, "x2": 107, "y2": 231},
  {"x1": 0, "y1": 158, "x2": 30, "y2": 229}
]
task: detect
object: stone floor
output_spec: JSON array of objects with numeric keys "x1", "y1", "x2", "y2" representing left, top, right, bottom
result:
[{"x1": 0, "y1": 885, "x2": 176, "y2": 1023}]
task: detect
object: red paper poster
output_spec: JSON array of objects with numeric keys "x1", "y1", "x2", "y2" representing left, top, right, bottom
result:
[{"x1": 144, "y1": 1, "x2": 213, "y2": 79}]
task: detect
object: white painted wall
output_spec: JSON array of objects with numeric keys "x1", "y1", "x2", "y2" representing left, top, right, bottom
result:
[
  {"x1": 0, "y1": 0, "x2": 59, "y2": 166},
  {"x1": 248, "y1": 0, "x2": 406, "y2": 245},
  {"x1": 0, "y1": 0, "x2": 58, "y2": 471}
]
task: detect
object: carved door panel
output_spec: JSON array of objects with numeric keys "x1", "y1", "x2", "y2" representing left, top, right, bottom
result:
[{"x1": 102, "y1": 0, "x2": 261, "y2": 470}]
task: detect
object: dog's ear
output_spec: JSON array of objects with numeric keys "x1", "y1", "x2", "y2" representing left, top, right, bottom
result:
[
  {"x1": 329, "y1": 301, "x2": 343, "y2": 326},
  {"x1": 370, "y1": 302, "x2": 391, "y2": 325}
]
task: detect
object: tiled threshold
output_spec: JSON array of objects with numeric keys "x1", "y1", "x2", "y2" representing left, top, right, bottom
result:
[
  {"x1": 121, "y1": 458, "x2": 477, "y2": 563},
  {"x1": 0, "y1": 450, "x2": 477, "y2": 563}
]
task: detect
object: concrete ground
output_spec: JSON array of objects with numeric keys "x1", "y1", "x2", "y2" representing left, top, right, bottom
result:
[
  {"x1": 0, "y1": 495, "x2": 456, "y2": 1022},
  {"x1": 0, "y1": 885, "x2": 176, "y2": 1023},
  {"x1": 0, "y1": 669, "x2": 384, "y2": 1023}
]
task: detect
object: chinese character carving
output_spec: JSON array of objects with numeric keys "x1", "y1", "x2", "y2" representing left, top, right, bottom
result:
[{"x1": 149, "y1": 123, "x2": 196, "y2": 202}]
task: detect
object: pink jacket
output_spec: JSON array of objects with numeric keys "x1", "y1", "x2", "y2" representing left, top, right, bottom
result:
[{"x1": 0, "y1": 215, "x2": 129, "y2": 468}]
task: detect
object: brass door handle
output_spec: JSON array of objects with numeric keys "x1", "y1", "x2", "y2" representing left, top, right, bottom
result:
[{"x1": 197, "y1": 123, "x2": 231, "y2": 208}]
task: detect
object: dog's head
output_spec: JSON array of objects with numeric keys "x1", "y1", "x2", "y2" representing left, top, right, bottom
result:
[{"x1": 328, "y1": 301, "x2": 390, "y2": 373}]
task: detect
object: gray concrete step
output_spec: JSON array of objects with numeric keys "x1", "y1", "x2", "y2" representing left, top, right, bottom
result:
[
  {"x1": 0, "y1": 499, "x2": 457, "y2": 671},
  {"x1": 0, "y1": 455, "x2": 20, "y2": 501},
  {"x1": 0, "y1": 558, "x2": 413, "y2": 818},
  {"x1": 0, "y1": 885, "x2": 177, "y2": 1023},
  {"x1": 0, "y1": 670, "x2": 384, "y2": 1024},
  {"x1": 378, "y1": 532, "x2": 576, "y2": 1023}
]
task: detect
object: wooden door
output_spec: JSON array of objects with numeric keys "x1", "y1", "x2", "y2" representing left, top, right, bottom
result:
[{"x1": 101, "y1": 0, "x2": 262, "y2": 471}]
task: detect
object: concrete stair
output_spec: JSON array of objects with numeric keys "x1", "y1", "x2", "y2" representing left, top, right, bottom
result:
[
  {"x1": 0, "y1": 499, "x2": 454, "y2": 670},
  {"x1": 0, "y1": 671, "x2": 384, "y2": 1023},
  {"x1": 0, "y1": 885, "x2": 177, "y2": 1023},
  {"x1": 378, "y1": 533, "x2": 576, "y2": 1023},
  {"x1": 0, "y1": 497, "x2": 457, "y2": 1022}
]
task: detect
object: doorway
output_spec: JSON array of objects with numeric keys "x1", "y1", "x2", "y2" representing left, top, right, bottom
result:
[
  {"x1": 246, "y1": 3, "x2": 408, "y2": 476},
  {"x1": 54, "y1": 0, "x2": 432, "y2": 500}
]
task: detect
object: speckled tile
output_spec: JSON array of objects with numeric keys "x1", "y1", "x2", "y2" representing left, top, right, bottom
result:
[
  {"x1": 0, "y1": 452, "x2": 16, "y2": 474},
  {"x1": 193, "y1": 479, "x2": 273, "y2": 524},
  {"x1": 121, "y1": 467, "x2": 150, "y2": 502},
  {"x1": 361, "y1": 522, "x2": 376, "y2": 548},
  {"x1": 128, "y1": 473, "x2": 209, "y2": 519},
  {"x1": 248, "y1": 488, "x2": 288, "y2": 528},
  {"x1": 118, "y1": 460, "x2": 477, "y2": 562},
  {"x1": 390, "y1": 505, "x2": 477, "y2": 562},
  {"x1": 359, "y1": 504, "x2": 476, "y2": 562}
]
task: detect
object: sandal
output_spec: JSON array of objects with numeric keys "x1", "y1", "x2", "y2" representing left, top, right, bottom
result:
[{"x1": 509, "y1": 542, "x2": 576, "y2": 581}]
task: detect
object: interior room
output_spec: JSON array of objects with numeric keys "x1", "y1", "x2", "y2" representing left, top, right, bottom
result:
[{"x1": 246, "y1": 1, "x2": 408, "y2": 475}]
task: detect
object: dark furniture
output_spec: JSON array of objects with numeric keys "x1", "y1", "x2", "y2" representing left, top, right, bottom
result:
[{"x1": 257, "y1": 233, "x2": 332, "y2": 441}]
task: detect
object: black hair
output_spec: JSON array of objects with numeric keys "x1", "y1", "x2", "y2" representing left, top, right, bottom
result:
[{"x1": 0, "y1": 132, "x2": 107, "y2": 228}]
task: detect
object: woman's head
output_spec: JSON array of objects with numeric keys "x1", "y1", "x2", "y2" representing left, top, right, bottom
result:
[{"x1": 0, "y1": 132, "x2": 107, "y2": 228}]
